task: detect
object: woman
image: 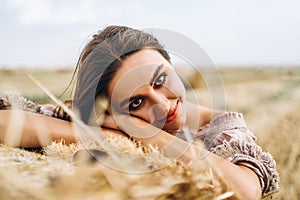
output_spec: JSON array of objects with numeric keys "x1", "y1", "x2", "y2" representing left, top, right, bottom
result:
[{"x1": 0, "y1": 25, "x2": 278, "y2": 199}]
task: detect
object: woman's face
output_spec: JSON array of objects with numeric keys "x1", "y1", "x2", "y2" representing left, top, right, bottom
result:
[{"x1": 107, "y1": 49, "x2": 186, "y2": 131}]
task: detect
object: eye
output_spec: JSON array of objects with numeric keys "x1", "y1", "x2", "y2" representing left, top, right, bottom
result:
[
  {"x1": 154, "y1": 73, "x2": 167, "y2": 88},
  {"x1": 129, "y1": 97, "x2": 144, "y2": 110}
]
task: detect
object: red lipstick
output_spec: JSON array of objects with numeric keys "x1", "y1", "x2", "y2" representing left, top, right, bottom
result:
[{"x1": 166, "y1": 100, "x2": 179, "y2": 123}]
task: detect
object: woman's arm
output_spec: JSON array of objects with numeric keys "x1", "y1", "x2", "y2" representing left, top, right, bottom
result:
[
  {"x1": 0, "y1": 109, "x2": 128, "y2": 148},
  {"x1": 115, "y1": 115, "x2": 262, "y2": 200},
  {"x1": 0, "y1": 110, "x2": 77, "y2": 147}
]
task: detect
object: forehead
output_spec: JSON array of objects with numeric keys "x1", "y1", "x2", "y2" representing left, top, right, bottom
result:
[{"x1": 108, "y1": 49, "x2": 172, "y2": 101}]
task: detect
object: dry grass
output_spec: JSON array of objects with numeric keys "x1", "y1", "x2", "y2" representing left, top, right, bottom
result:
[
  {"x1": 192, "y1": 67, "x2": 300, "y2": 199},
  {"x1": 1, "y1": 66, "x2": 300, "y2": 199},
  {"x1": 0, "y1": 140, "x2": 232, "y2": 200},
  {"x1": 0, "y1": 68, "x2": 73, "y2": 102}
]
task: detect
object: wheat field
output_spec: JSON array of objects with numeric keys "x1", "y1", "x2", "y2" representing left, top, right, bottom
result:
[{"x1": 0, "y1": 67, "x2": 299, "y2": 199}]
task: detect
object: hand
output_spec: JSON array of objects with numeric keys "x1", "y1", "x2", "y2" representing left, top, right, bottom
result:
[
  {"x1": 98, "y1": 114, "x2": 152, "y2": 133},
  {"x1": 113, "y1": 115, "x2": 198, "y2": 164},
  {"x1": 113, "y1": 115, "x2": 168, "y2": 142},
  {"x1": 99, "y1": 114, "x2": 168, "y2": 144},
  {"x1": 97, "y1": 114, "x2": 132, "y2": 139},
  {"x1": 101, "y1": 127, "x2": 128, "y2": 138},
  {"x1": 97, "y1": 114, "x2": 120, "y2": 130}
]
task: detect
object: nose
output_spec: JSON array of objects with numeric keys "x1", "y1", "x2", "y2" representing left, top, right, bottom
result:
[{"x1": 149, "y1": 91, "x2": 170, "y2": 119}]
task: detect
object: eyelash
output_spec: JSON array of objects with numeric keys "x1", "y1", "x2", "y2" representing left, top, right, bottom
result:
[
  {"x1": 128, "y1": 72, "x2": 168, "y2": 111},
  {"x1": 129, "y1": 97, "x2": 144, "y2": 111},
  {"x1": 153, "y1": 72, "x2": 167, "y2": 89}
]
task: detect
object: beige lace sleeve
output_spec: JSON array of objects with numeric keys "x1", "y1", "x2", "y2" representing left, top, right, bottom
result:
[{"x1": 195, "y1": 112, "x2": 279, "y2": 198}]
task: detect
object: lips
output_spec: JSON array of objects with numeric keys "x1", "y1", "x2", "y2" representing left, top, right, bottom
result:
[
  {"x1": 153, "y1": 100, "x2": 180, "y2": 127},
  {"x1": 166, "y1": 100, "x2": 179, "y2": 123}
]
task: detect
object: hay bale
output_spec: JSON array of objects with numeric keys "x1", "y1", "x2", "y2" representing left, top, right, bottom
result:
[{"x1": 0, "y1": 135, "x2": 235, "y2": 200}]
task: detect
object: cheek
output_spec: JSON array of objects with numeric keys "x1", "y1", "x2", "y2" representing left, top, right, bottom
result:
[
  {"x1": 166, "y1": 73, "x2": 186, "y2": 98},
  {"x1": 130, "y1": 104, "x2": 152, "y2": 122},
  {"x1": 132, "y1": 102, "x2": 167, "y2": 125}
]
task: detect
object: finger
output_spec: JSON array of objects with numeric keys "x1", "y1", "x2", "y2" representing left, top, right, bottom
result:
[
  {"x1": 100, "y1": 115, "x2": 120, "y2": 130},
  {"x1": 114, "y1": 115, "x2": 161, "y2": 139},
  {"x1": 101, "y1": 128, "x2": 128, "y2": 138}
]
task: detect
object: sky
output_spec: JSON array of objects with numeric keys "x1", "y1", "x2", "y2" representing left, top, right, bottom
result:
[{"x1": 1, "y1": 0, "x2": 300, "y2": 68}]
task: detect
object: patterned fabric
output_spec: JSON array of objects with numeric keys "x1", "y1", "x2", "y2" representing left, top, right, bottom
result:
[{"x1": 0, "y1": 92, "x2": 71, "y2": 121}]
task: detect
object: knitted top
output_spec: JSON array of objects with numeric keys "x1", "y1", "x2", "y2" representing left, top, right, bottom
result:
[{"x1": 0, "y1": 93, "x2": 279, "y2": 198}]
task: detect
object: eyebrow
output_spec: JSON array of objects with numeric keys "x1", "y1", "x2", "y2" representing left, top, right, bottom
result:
[
  {"x1": 150, "y1": 64, "x2": 164, "y2": 86},
  {"x1": 119, "y1": 64, "x2": 164, "y2": 108}
]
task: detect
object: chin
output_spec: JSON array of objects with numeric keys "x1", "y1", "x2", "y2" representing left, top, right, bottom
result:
[
  {"x1": 162, "y1": 122, "x2": 181, "y2": 132},
  {"x1": 162, "y1": 115, "x2": 183, "y2": 132}
]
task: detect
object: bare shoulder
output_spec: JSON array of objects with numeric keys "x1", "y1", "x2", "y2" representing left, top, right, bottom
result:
[
  {"x1": 184, "y1": 101, "x2": 224, "y2": 129},
  {"x1": 197, "y1": 105, "x2": 224, "y2": 126}
]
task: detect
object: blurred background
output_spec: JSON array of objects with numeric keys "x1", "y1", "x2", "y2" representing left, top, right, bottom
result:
[{"x1": 0, "y1": 1, "x2": 299, "y2": 199}]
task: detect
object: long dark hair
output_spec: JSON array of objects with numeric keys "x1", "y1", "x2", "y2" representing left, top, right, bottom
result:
[{"x1": 73, "y1": 25, "x2": 171, "y2": 124}]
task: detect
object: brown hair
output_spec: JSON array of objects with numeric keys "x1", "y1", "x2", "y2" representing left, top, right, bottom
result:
[{"x1": 73, "y1": 25, "x2": 171, "y2": 123}]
